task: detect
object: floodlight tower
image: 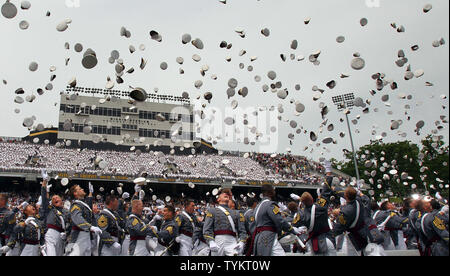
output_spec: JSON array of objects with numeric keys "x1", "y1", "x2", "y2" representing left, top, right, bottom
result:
[{"x1": 332, "y1": 93, "x2": 360, "y2": 181}]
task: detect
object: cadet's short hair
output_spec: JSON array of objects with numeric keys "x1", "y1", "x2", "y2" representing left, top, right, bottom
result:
[
  {"x1": 184, "y1": 199, "x2": 195, "y2": 207},
  {"x1": 380, "y1": 201, "x2": 390, "y2": 211},
  {"x1": 416, "y1": 200, "x2": 425, "y2": 212},
  {"x1": 246, "y1": 197, "x2": 258, "y2": 208},
  {"x1": 287, "y1": 202, "x2": 298, "y2": 212},
  {"x1": 105, "y1": 195, "x2": 118, "y2": 206},
  {"x1": 261, "y1": 184, "x2": 275, "y2": 197},
  {"x1": 69, "y1": 185, "x2": 79, "y2": 200},
  {"x1": 430, "y1": 199, "x2": 441, "y2": 210},
  {"x1": 371, "y1": 201, "x2": 380, "y2": 211},
  {"x1": 165, "y1": 205, "x2": 175, "y2": 214},
  {"x1": 219, "y1": 188, "x2": 232, "y2": 196},
  {"x1": 344, "y1": 187, "x2": 357, "y2": 201},
  {"x1": 300, "y1": 192, "x2": 314, "y2": 206}
]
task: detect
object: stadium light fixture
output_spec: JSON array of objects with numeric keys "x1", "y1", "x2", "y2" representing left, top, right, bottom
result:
[{"x1": 332, "y1": 93, "x2": 360, "y2": 181}]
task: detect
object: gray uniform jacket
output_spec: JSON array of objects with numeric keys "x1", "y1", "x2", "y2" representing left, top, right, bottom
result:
[
  {"x1": 252, "y1": 198, "x2": 295, "y2": 256},
  {"x1": 126, "y1": 213, "x2": 156, "y2": 255},
  {"x1": 333, "y1": 196, "x2": 369, "y2": 252},
  {"x1": 0, "y1": 207, "x2": 17, "y2": 247},
  {"x1": 420, "y1": 210, "x2": 449, "y2": 256},
  {"x1": 97, "y1": 208, "x2": 124, "y2": 251},
  {"x1": 175, "y1": 211, "x2": 198, "y2": 238},
  {"x1": 203, "y1": 205, "x2": 247, "y2": 244},
  {"x1": 69, "y1": 197, "x2": 94, "y2": 243},
  {"x1": 40, "y1": 187, "x2": 69, "y2": 234}
]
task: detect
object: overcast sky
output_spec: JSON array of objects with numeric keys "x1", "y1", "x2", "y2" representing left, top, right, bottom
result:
[{"x1": 0, "y1": 0, "x2": 448, "y2": 162}]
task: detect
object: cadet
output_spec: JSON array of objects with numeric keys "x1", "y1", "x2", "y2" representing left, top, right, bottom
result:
[
  {"x1": 155, "y1": 205, "x2": 179, "y2": 256},
  {"x1": 333, "y1": 186, "x2": 369, "y2": 256},
  {"x1": 203, "y1": 189, "x2": 247, "y2": 256},
  {"x1": 66, "y1": 184, "x2": 102, "y2": 256},
  {"x1": 175, "y1": 199, "x2": 198, "y2": 256},
  {"x1": 293, "y1": 188, "x2": 336, "y2": 256},
  {"x1": 243, "y1": 197, "x2": 258, "y2": 255},
  {"x1": 40, "y1": 177, "x2": 69, "y2": 256},
  {"x1": 249, "y1": 184, "x2": 299, "y2": 256},
  {"x1": 373, "y1": 201, "x2": 408, "y2": 251},
  {"x1": 0, "y1": 193, "x2": 18, "y2": 256},
  {"x1": 127, "y1": 199, "x2": 156, "y2": 256},
  {"x1": 420, "y1": 199, "x2": 449, "y2": 256},
  {"x1": 97, "y1": 195, "x2": 123, "y2": 256},
  {"x1": 8, "y1": 204, "x2": 45, "y2": 256}
]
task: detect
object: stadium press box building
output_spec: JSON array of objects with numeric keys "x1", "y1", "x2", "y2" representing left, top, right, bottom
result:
[{"x1": 58, "y1": 87, "x2": 198, "y2": 151}]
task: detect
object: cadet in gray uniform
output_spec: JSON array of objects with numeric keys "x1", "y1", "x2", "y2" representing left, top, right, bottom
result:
[
  {"x1": 155, "y1": 205, "x2": 179, "y2": 256},
  {"x1": 243, "y1": 197, "x2": 258, "y2": 255},
  {"x1": 332, "y1": 186, "x2": 369, "y2": 256},
  {"x1": 0, "y1": 193, "x2": 19, "y2": 255},
  {"x1": 66, "y1": 185, "x2": 102, "y2": 256},
  {"x1": 127, "y1": 199, "x2": 156, "y2": 256},
  {"x1": 97, "y1": 195, "x2": 123, "y2": 256},
  {"x1": 249, "y1": 184, "x2": 298, "y2": 256},
  {"x1": 8, "y1": 204, "x2": 45, "y2": 256},
  {"x1": 420, "y1": 199, "x2": 449, "y2": 256},
  {"x1": 292, "y1": 181, "x2": 336, "y2": 256},
  {"x1": 40, "y1": 179, "x2": 69, "y2": 256},
  {"x1": 373, "y1": 201, "x2": 408, "y2": 251},
  {"x1": 203, "y1": 189, "x2": 247, "y2": 256},
  {"x1": 175, "y1": 199, "x2": 199, "y2": 256}
]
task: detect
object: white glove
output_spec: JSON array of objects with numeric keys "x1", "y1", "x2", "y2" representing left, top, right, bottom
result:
[
  {"x1": 122, "y1": 192, "x2": 130, "y2": 200},
  {"x1": 60, "y1": 232, "x2": 67, "y2": 240},
  {"x1": 290, "y1": 193, "x2": 300, "y2": 201},
  {"x1": 146, "y1": 238, "x2": 158, "y2": 250},
  {"x1": 19, "y1": 201, "x2": 29, "y2": 210},
  {"x1": 134, "y1": 184, "x2": 142, "y2": 194},
  {"x1": 112, "y1": 242, "x2": 121, "y2": 251},
  {"x1": 235, "y1": 241, "x2": 245, "y2": 255},
  {"x1": 139, "y1": 190, "x2": 145, "y2": 201},
  {"x1": 153, "y1": 214, "x2": 162, "y2": 221},
  {"x1": 0, "y1": 246, "x2": 10, "y2": 254},
  {"x1": 209, "y1": 241, "x2": 220, "y2": 252},
  {"x1": 46, "y1": 184, "x2": 52, "y2": 193},
  {"x1": 149, "y1": 226, "x2": 158, "y2": 233},
  {"x1": 90, "y1": 226, "x2": 102, "y2": 235},
  {"x1": 440, "y1": 205, "x2": 449, "y2": 215},
  {"x1": 175, "y1": 236, "x2": 181, "y2": 243},
  {"x1": 377, "y1": 224, "x2": 386, "y2": 232},
  {"x1": 41, "y1": 169, "x2": 49, "y2": 181},
  {"x1": 88, "y1": 182, "x2": 94, "y2": 194},
  {"x1": 293, "y1": 226, "x2": 308, "y2": 235}
]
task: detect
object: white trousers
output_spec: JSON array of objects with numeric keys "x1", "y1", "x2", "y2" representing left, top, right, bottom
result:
[
  {"x1": 271, "y1": 235, "x2": 286, "y2": 256},
  {"x1": 381, "y1": 231, "x2": 395, "y2": 251},
  {"x1": 134, "y1": 240, "x2": 151, "y2": 256},
  {"x1": 67, "y1": 231, "x2": 91, "y2": 256},
  {"x1": 20, "y1": 244, "x2": 40, "y2": 256},
  {"x1": 395, "y1": 231, "x2": 407, "y2": 250},
  {"x1": 193, "y1": 241, "x2": 210, "y2": 256},
  {"x1": 45, "y1": 228, "x2": 65, "y2": 256},
  {"x1": 342, "y1": 233, "x2": 361, "y2": 256},
  {"x1": 6, "y1": 246, "x2": 20, "y2": 256},
  {"x1": 121, "y1": 235, "x2": 130, "y2": 256},
  {"x1": 211, "y1": 235, "x2": 238, "y2": 256},
  {"x1": 364, "y1": 243, "x2": 387, "y2": 256},
  {"x1": 101, "y1": 237, "x2": 120, "y2": 256},
  {"x1": 178, "y1": 234, "x2": 193, "y2": 256}
]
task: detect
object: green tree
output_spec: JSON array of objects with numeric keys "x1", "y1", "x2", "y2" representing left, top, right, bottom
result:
[{"x1": 336, "y1": 140, "x2": 424, "y2": 201}]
